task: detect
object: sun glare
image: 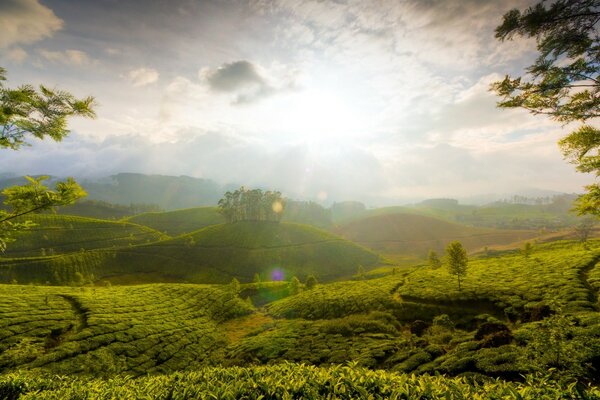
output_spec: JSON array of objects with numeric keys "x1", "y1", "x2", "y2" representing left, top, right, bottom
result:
[{"x1": 275, "y1": 89, "x2": 364, "y2": 138}]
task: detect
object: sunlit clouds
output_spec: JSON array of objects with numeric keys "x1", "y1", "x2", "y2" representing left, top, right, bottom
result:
[{"x1": 0, "y1": 0, "x2": 593, "y2": 203}]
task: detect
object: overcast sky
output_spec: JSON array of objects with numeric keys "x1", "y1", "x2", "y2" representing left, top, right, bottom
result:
[{"x1": 0, "y1": 0, "x2": 594, "y2": 204}]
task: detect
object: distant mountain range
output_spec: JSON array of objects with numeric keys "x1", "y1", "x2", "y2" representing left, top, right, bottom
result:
[{"x1": 0, "y1": 172, "x2": 577, "y2": 210}]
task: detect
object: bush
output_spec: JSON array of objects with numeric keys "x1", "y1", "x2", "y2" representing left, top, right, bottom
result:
[
  {"x1": 475, "y1": 322, "x2": 510, "y2": 341},
  {"x1": 410, "y1": 320, "x2": 429, "y2": 337}
]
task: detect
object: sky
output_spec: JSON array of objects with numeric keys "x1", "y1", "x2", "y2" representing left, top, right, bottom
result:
[{"x1": 0, "y1": 0, "x2": 595, "y2": 204}]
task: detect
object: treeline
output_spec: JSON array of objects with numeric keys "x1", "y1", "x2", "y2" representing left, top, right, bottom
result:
[{"x1": 218, "y1": 187, "x2": 284, "y2": 223}]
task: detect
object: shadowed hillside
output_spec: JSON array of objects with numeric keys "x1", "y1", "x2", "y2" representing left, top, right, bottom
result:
[
  {"x1": 1, "y1": 214, "x2": 167, "y2": 258},
  {"x1": 0, "y1": 221, "x2": 381, "y2": 285}
]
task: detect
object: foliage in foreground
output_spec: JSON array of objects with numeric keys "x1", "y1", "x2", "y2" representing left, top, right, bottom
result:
[{"x1": 1, "y1": 363, "x2": 599, "y2": 400}]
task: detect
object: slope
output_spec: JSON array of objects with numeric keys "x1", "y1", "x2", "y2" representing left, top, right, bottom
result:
[
  {"x1": 2, "y1": 214, "x2": 167, "y2": 258},
  {"x1": 335, "y1": 213, "x2": 538, "y2": 259},
  {"x1": 126, "y1": 207, "x2": 224, "y2": 236},
  {"x1": 0, "y1": 221, "x2": 381, "y2": 285}
]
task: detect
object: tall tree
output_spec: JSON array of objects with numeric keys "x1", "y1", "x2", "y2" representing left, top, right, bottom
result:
[
  {"x1": 446, "y1": 241, "x2": 468, "y2": 291},
  {"x1": 491, "y1": 0, "x2": 600, "y2": 215},
  {"x1": 0, "y1": 67, "x2": 95, "y2": 252}
]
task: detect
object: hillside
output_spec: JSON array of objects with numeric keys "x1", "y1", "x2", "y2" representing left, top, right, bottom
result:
[
  {"x1": 0, "y1": 240, "x2": 598, "y2": 385},
  {"x1": 126, "y1": 207, "x2": 225, "y2": 235},
  {"x1": 1, "y1": 214, "x2": 166, "y2": 258},
  {"x1": 0, "y1": 221, "x2": 381, "y2": 285},
  {"x1": 335, "y1": 213, "x2": 538, "y2": 259}
]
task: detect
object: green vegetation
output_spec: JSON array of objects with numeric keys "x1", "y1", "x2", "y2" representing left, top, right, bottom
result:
[
  {"x1": 3, "y1": 364, "x2": 599, "y2": 399},
  {"x1": 0, "y1": 221, "x2": 380, "y2": 285},
  {"x1": 0, "y1": 284, "x2": 251, "y2": 376},
  {"x1": 446, "y1": 241, "x2": 468, "y2": 291},
  {"x1": 492, "y1": 1, "x2": 600, "y2": 215},
  {"x1": 0, "y1": 67, "x2": 95, "y2": 253},
  {"x1": 0, "y1": 239, "x2": 599, "y2": 387},
  {"x1": 218, "y1": 187, "x2": 284, "y2": 223},
  {"x1": 126, "y1": 207, "x2": 224, "y2": 235},
  {"x1": 2, "y1": 214, "x2": 166, "y2": 258}
]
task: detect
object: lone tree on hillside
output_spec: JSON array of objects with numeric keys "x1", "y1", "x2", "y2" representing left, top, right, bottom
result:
[
  {"x1": 491, "y1": 0, "x2": 600, "y2": 215},
  {"x1": 218, "y1": 187, "x2": 285, "y2": 223},
  {"x1": 0, "y1": 67, "x2": 95, "y2": 252},
  {"x1": 446, "y1": 241, "x2": 468, "y2": 291}
]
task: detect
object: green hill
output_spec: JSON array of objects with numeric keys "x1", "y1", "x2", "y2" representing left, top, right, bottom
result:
[
  {"x1": 0, "y1": 240, "x2": 599, "y2": 384},
  {"x1": 0, "y1": 221, "x2": 381, "y2": 285},
  {"x1": 125, "y1": 207, "x2": 225, "y2": 236},
  {"x1": 2, "y1": 214, "x2": 167, "y2": 258},
  {"x1": 335, "y1": 213, "x2": 538, "y2": 260}
]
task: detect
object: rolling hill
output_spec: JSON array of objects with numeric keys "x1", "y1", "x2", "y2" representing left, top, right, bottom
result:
[
  {"x1": 126, "y1": 207, "x2": 225, "y2": 236},
  {"x1": 0, "y1": 221, "x2": 381, "y2": 285},
  {"x1": 335, "y1": 213, "x2": 539, "y2": 260},
  {"x1": 1, "y1": 214, "x2": 167, "y2": 258},
  {"x1": 0, "y1": 240, "x2": 599, "y2": 387}
]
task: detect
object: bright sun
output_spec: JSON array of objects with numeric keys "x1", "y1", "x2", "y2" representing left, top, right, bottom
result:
[{"x1": 273, "y1": 89, "x2": 364, "y2": 139}]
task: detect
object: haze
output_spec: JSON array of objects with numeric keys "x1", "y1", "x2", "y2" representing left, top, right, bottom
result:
[{"x1": 0, "y1": 0, "x2": 593, "y2": 204}]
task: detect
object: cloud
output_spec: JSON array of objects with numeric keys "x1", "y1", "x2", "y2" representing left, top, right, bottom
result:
[
  {"x1": 6, "y1": 47, "x2": 27, "y2": 63},
  {"x1": 127, "y1": 67, "x2": 160, "y2": 87},
  {"x1": 199, "y1": 60, "x2": 297, "y2": 104},
  {"x1": 39, "y1": 49, "x2": 91, "y2": 66},
  {"x1": 203, "y1": 60, "x2": 264, "y2": 92},
  {"x1": 0, "y1": 0, "x2": 63, "y2": 49}
]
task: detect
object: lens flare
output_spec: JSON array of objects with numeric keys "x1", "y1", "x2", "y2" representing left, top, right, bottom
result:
[{"x1": 272, "y1": 200, "x2": 283, "y2": 213}]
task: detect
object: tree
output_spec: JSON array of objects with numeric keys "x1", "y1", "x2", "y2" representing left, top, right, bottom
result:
[
  {"x1": 305, "y1": 274, "x2": 318, "y2": 290},
  {"x1": 229, "y1": 277, "x2": 241, "y2": 294},
  {"x1": 0, "y1": 67, "x2": 95, "y2": 252},
  {"x1": 491, "y1": 1, "x2": 600, "y2": 215},
  {"x1": 217, "y1": 187, "x2": 285, "y2": 223},
  {"x1": 446, "y1": 241, "x2": 468, "y2": 291},
  {"x1": 522, "y1": 242, "x2": 534, "y2": 258},
  {"x1": 356, "y1": 265, "x2": 365, "y2": 280},
  {"x1": 428, "y1": 250, "x2": 442, "y2": 269},
  {"x1": 575, "y1": 216, "x2": 596, "y2": 241},
  {"x1": 288, "y1": 276, "x2": 300, "y2": 295}
]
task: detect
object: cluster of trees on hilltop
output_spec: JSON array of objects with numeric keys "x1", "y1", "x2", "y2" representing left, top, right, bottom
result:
[{"x1": 218, "y1": 187, "x2": 284, "y2": 223}]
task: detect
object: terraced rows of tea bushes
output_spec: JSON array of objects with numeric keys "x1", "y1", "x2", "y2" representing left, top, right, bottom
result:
[
  {"x1": 396, "y1": 240, "x2": 600, "y2": 312},
  {"x1": 2, "y1": 363, "x2": 599, "y2": 399},
  {"x1": 4, "y1": 214, "x2": 167, "y2": 257},
  {"x1": 125, "y1": 207, "x2": 224, "y2": 236},
  {"x1": 0, "y1": 284, "x2": 252, "y2": 376},
  {"x1": 0, "y1": 221, "x2": 381, "y2": 285}
]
